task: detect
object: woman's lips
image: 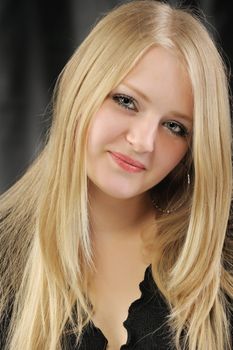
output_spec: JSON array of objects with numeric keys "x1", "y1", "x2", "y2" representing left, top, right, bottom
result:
[{"x1": 109, "y1": 151, "x2": 146, "y2": 173}]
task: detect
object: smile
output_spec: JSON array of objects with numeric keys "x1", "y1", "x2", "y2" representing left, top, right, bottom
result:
[{"x1": 108, "y1": 151, "x2": 146, "y2": 173}]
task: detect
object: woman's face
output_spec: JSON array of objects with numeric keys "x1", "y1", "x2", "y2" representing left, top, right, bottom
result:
[{"x1": 86, "y1": 46, "x2": 193, "y2": 199}]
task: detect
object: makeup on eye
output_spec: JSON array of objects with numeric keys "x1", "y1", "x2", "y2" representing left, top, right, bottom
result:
[
  {"x1": 110, "y1": 91, "x2": 192, "y2": 138},
  {"x1": 112, "y1": 93, "x2": 138, "y2": 111},
  {"x1": 163, "y1": 120, "x2": 189, "y2": 137}
]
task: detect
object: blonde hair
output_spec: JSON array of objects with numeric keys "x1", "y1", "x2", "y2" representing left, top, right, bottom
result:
[{"x1": 0, "y1": 1, "x2": 232, "y2": 349}]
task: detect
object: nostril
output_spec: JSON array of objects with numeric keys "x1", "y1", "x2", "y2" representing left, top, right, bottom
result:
[{"x1": 126, "y1": 132, "x2": 155, "y2": 153}]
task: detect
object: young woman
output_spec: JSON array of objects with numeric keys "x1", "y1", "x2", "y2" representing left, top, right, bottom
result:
[{"x1": 0, "y1": 1, "x2": 232, "y2": 349}]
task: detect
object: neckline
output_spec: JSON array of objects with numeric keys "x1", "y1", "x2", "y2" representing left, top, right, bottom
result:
[{"x1": 89, "y1": 264, "x2": 154, "y2": 348}]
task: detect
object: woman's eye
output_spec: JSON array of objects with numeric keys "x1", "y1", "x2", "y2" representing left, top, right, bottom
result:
[
  {"x1": 112, "y1": 94, "x2": 137, "y2": 111},
  {"x1": 164, "y1": 121, "x2": 189, "y2": 137}
]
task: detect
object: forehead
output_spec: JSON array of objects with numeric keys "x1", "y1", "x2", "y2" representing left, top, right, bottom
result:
[{"x1": 121, "y1": 46, "x2": 193, "y2": 120}]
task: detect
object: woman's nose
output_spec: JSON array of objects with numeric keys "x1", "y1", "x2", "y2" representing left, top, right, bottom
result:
[{"x1": 126, "y1": 118, "x2": 158, "y2": 153}]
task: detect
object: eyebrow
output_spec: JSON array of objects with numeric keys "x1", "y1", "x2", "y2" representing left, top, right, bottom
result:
[
  {"x1": 122, "y1": 82, "x2": 151, "y2": 103},
  {"x1": 167, "y1": 111, "x2": 193, "y2": 124},
  {"x1": 121, "y1": 81, "x2": 193, "y2": 123}
]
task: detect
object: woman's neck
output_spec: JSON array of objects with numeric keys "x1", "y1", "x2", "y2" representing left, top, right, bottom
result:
[{"x1": 88, "y1": 182, "x2": 155, "y2": 239}]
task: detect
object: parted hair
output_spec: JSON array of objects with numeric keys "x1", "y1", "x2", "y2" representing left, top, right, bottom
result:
[{"x1": 0, "y1": 1, "x2": 232, "y2": 349}]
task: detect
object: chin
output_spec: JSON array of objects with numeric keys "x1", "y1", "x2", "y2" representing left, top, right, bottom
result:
[{"x1": 103, "y1": 189, "x2": 138, "y2": 200}]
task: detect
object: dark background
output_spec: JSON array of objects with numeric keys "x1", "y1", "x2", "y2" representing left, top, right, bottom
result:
[{"x1": 0, "y1": 0, "x2": 232, "y2": 194}]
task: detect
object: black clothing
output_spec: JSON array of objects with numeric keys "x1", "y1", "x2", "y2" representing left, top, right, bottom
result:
[
  {"x1": 0, "y1": 265, "x2": 172, "y2": 349},
  {"x1": 64, "y1": 265, "x2": 172, "y2": 349}
]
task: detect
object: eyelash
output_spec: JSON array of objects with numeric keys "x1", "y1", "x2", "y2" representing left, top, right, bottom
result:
[
  {"x1": 111, "y1": 93, "x2": 189, "y2": 137},
  {"x1": 163, "y1": 121, "x2": 189, "y2": 137},
  {"x1": 112, "y1": 94, "x2": 137, "y2": 111}
]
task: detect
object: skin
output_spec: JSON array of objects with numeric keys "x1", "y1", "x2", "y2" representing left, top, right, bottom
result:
[
  {"x1": 86, "y1": 46, "x2": 193, "y2": 350},
  {"x1": 87, "y1": 46, "x2": 193, "y2": 235}
]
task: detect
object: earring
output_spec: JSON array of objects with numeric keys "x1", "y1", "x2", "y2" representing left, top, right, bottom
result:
[{"x1": 151, "y1": 172, "x2": 191, "y2": 214}]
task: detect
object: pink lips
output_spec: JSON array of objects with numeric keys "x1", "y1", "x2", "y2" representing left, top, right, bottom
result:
[{"x1": 109, "y1": 151, "x2": 146, "y2": 173}]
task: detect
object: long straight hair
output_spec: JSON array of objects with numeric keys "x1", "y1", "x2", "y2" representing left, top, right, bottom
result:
[{"x1": 0, "y1": 1, "x2": 232, "y2": 349}]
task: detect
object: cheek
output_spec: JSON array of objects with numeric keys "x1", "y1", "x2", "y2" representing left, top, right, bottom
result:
[
  {"x1": 156, "y1": 139, "x2": 189, "y2": 171},
  {"x1": 173, "y1": 142, "x2": 188, "y2": 161},
  {"x1": 87, "y1": 108, "x2": 126, "y2": 149}
]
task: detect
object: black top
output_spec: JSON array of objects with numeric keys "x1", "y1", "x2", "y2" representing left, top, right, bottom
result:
[
  {"x1": 63, "y1": 265, "x2": 172, "y2": 350},
  {"x1": 1, "y1": 265, "x2": 232, "y2": 349}
]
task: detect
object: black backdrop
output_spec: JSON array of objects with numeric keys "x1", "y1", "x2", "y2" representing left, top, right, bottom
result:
[{"x1": 0, "y1": 0, "x2": 232, "y2": 193}]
